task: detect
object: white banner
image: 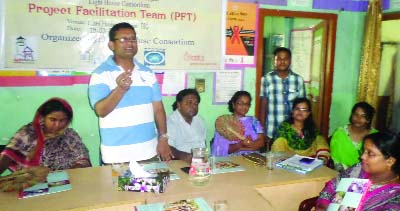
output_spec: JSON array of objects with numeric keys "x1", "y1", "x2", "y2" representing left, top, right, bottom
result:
[{"x1": 2, "y1": 0, "x2": 224, "y2": 71}]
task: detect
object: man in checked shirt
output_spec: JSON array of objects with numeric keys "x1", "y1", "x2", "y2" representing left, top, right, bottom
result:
[{"x1": 259, "y1": 47, "x2": 306, "y2": 145}]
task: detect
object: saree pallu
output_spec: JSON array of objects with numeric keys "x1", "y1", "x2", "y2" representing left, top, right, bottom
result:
[{"x1": 330, "y1": 125, "x2": 378, "y2": 171}]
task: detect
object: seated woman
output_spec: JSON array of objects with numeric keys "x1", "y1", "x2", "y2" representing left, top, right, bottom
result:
[
  {"x1": 271, "y1": 97, "x2": 330, "y2": 163},
  {"x1": 0, "y1": 98, "x2": 91, "y2": 174},
  {"x1": 212, "y1": 91, "x2": 264, "y2": 156},
  {"x1": 330, "y1": 102, "x2": 377, "y2": 172},
  {"x1": 316, "y1": 132, "x2": 400, "y2": 210}
]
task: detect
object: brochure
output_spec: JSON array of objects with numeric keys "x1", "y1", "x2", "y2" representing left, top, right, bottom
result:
[
  {"x1": 18, "y1": 171, "x2": 71, "y2": 199},
  {"x1": 211, "y1": 157, "x2": 245, "y2": 174},
  {"x1": 275, "y1": 154, "x2": 323, "y2": 174},
  {"x1": 327, "y1": 178, "x2": 371, "y2": 211},
  {"x1": 140, "y1": 162, "x2": 180, "y2": 180},
  {"x1": 135, "y1": 197, "x2": 212, "y2": 211}
]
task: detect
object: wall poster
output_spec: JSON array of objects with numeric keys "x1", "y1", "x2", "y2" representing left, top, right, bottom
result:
[
  {"x1": 213, "y1": 69, "x2": 243, "y2": 104},
  {"x1": 225, "y1": 2, "x2": 257, "y2": 67},
  {"x1": 290, "y1": 29, "x2": 313, "y2": 82}
]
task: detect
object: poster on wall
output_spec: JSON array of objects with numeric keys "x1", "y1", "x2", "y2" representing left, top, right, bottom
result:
[
  {"x1": 161, "y1": 72, "x2": 186, "y2": 96},
  {"x1": 225, "y1": 2, "x2": 257, "y2": 68},
  {"x1": 290, "y1": 29, "x2": 313, "y2": 82},
  {"x1": 1, "y1": 0, "x2": 224, "y2": 71},
  {"x1": 391, "y1": 0, "x2": 400, "y2": 9},
  {"x1": 213, "y1": 69, "x2": 243, "y2": 104}
]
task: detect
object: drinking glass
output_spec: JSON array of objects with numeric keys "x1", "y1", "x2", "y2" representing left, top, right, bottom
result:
[
  {"x1": 188, "y1": 147, "x2": 211, "y2": 186},
  {"x1": 111, "y1": 163, "x2": 128, "y2": 189},
  {"x1": 266, "y1": 151, "x2": 275, "y2": 170}
]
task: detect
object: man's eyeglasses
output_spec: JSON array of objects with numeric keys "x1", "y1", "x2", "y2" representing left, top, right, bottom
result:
[{"x1": 113, "y1": 37, "x2": 137, "y2": 43}]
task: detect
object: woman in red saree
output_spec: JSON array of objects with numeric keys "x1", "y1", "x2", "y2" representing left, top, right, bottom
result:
[{"x1": 0, "y1": 98, "x2": 91, "y2": 174}]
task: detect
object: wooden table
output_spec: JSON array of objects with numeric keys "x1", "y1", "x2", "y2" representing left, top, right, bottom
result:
[{"x1": 0, "y1": 157, "x2": 337, "y2": 211}]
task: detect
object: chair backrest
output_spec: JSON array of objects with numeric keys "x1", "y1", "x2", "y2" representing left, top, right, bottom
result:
[
  {"x1": 326, "y1": 136, "x2": 335, "y2": 169},
  {"x1": 298, "y1": 196, "x2": 318, "y2": 211}
]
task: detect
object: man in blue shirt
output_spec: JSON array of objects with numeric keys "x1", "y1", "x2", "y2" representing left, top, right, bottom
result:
[
  {"x1": 260, "y1": 47, "x2": 306, "y2": 141},
  {"x1": 88, "y1": 22, "x2": 173, "y2": 164}
]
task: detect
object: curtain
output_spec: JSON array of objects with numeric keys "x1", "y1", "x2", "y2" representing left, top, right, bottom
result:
[
  {"x1": 393, "y1": 47, "x2": 400, "y2": 132},
  {"x1": 357, "y1": 0, "x2": 382, "y2": 126}
]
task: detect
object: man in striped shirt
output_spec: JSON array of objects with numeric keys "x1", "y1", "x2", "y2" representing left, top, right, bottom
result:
[
  {"x1": 259, "y1": 47, "x2": 306, "y2": 141},
  {"x1": 88, "y1": 22, "x2": 173, "y2": 164}
]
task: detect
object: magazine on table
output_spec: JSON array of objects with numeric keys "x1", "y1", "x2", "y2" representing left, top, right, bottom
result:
[
  {"x1": 211, "y1": 156, "x2": 245, "y2": 174},
  {"x1": 275, "y1": 154, "x2": 323, "y2": 174},
  {"x1": 327, "y1": 178, "x2": 371, "y2": 211},
  {"x1": 18, "y1": 171, "x2": 72, "y2": 199},
  {"x1": 140, "y1": 161, "x2": 180, "y2": 180},
  {"x1": 134, "y1": 197, "x2": 212, "y2": 211}
]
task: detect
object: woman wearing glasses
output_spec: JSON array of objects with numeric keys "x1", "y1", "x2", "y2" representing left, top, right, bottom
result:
[
  {"x1": 271, "y1": 97, "x2": 330, "y2": 163},
  {"x1": 211, "y1": 91, "x2": 265, "y2": 156},
  {"x1": 316, "y1": 132, "x2": 400, "y2": 210}
]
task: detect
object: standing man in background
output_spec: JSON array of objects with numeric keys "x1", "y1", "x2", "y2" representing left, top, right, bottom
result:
[
  {"x1": 259, "y1": 47, "x2": 306, "y2": 143},
  {"x1": 88, "y1": 22, "x2": 173, "y2": 164}
]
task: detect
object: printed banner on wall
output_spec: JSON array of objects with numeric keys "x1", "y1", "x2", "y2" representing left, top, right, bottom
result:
[
  {"x1": 2, "y1": 0, "x2": 224, "y2": 71},
  {"x1": 225, "y1": 2, "x2": 257, "y2": 67}
]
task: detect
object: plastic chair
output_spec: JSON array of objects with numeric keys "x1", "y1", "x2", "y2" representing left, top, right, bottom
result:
[{"x1": 298, "y1": 196, "x2": 318, "y2": 211}]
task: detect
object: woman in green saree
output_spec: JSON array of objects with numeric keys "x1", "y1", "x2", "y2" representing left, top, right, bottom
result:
[
  {"x1": 271, "y1": 98, "x2": 330, "y2": 163},
  {"x1": 330, "y1": 102, "x2": 377, "y2": 172}
]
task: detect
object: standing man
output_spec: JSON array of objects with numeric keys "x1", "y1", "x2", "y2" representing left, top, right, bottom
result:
[
  {"x1": 260, "y1": 47, "x2": 306, "y2": 141},
  {"x1": 167, "y1": 89, "x2": 206, "y2": 164},
  {"x1": 88, "y1": 22, "x2": 173, "y2": 164}
]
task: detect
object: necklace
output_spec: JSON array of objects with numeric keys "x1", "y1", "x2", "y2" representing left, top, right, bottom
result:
[
  {"x1": 372, "y1": 175, "x2": 400, "y2": 185},
  {"x1": 292, "y1": 125, "x2": 304, "y2": 139}
]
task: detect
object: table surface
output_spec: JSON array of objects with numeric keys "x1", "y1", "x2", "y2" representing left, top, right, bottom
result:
[{"x1": 0, "y1": 156, "x2": 337, "y2": 211}]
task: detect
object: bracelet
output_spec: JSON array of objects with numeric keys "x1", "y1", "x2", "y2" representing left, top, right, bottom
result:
[{"x1": 159, "y1": 133, "x2": 169, "y2": 139}]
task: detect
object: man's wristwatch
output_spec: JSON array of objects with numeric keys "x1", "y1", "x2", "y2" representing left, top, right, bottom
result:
[{"x1": 158, "y1": 133, "x2": 169, "y2": 139}]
